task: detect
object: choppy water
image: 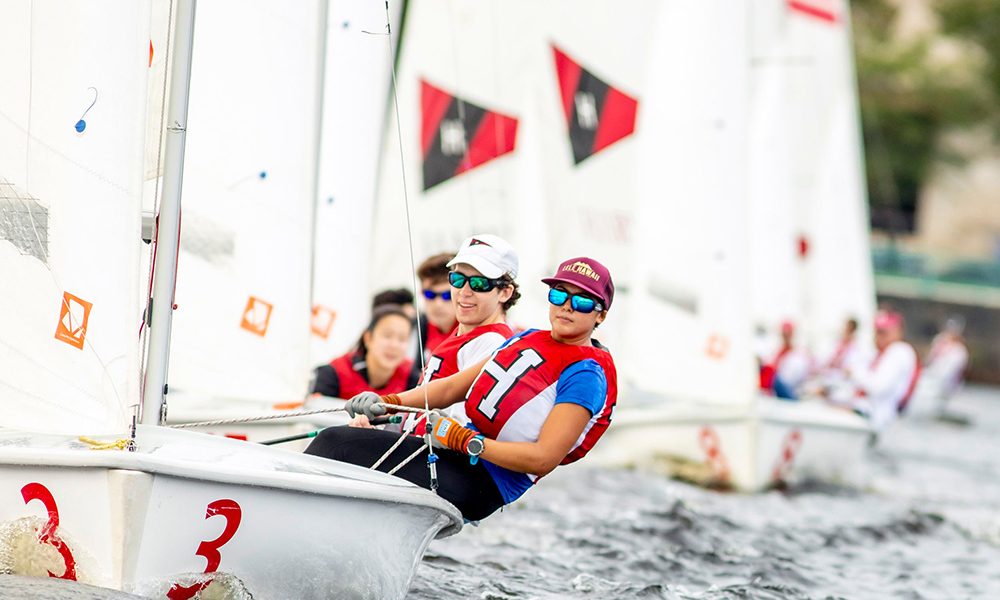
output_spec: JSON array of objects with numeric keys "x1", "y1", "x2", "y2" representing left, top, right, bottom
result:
[
  {"x1": 5, "y1": 386, "x2": 999, "y2": 599},
  {"x1": 407, "y1": 385, "x2": 1000, "y2": 600}
]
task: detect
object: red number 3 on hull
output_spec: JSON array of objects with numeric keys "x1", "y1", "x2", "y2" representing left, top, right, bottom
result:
[
  {"x1": 168, "y1": 499, "x2": 242, "y2": 600},
  {"x1": 20, "y1": 482, "x2": 78, "y2": 581}
]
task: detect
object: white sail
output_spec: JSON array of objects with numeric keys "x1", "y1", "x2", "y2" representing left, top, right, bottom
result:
[
  {"x1": 371, "y1": 0, "x2": 664, "y2": 333},
  {"x1": 0, "y1": 0, "x2": 151, "y2": 435},
  {"x1": 310, "y1": 0, "x2": 406, "y2": 362},
  {"x1": 370, "y1": 0, "x2": 549, "y2": 329},
  {"x1": 618, "y1": 0, "x2": 755, "y2": 406},
  {"x1": 784, "y1": 0, "x2": 876, "y2": 349},
  {"x1": 746, "y1": 5, "x2": 806, "y2": 340},
  {"x1": 166, "y1": 0, "x2": 324, "y2": 405}
]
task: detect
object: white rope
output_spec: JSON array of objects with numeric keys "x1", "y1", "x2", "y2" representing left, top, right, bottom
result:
[
  {"x1": 370, "y1": 428, "x2": 412, "y2": 471},
  {"x1": 387, "y1": 443, "x2": 428, "y2": 475},
  {"x1": 167, "y1": 407, "x2": 348, "y2": 428},
  {"x1": 369, "y1": 404, "x2": 432, "y2": 471}
]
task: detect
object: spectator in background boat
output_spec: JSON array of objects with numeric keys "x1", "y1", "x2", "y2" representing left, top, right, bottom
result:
[
  {"x1": 760, "y1": 320, "x2": 812, "y2": 400},
  {"x1": 828, "y1": 310, "x2": 920, "y2": 436},
  {"x1": 309, "y1": 305, "x2": 421, "y2": 399},
  {"x1": 416, "y1": 253, "x2": 458, "y2": 360},
  {"x1": 372, "y1": 287, "x2": 417, "y2": 322},
  {"x1": 402, "y1": 234, "x2": 520, "y2": 435},
  {"x1": 918, "y1": 315, "x2": 969, "y2": 410},
  {"x1": 816, "y1": 317, "x2": 866, "y2": 384},
  {"x1": 306, "y1": 257, "x2": 617, "y2": 522}
]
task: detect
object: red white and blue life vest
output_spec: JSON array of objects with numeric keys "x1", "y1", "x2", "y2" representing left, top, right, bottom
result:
[{"x1": 465, "y1": 330, "x2": 617, "y2": 469}]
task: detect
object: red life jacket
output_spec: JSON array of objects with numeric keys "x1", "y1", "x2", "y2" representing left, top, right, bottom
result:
[
  {"x1": 329, "y1": 352, "x2": 414, "y2": 399},
  {"x1": 423, "y1": 321, "x2": 457, "y2": 355},
  {"x1": 465, "y1": 330, "x2": 617, "y2": 467},
  {"x1": 421, "y1": 323, "x2": 513, "y2": 384},
  {"x1": 409, "y1": 323, "x2": 514, "y2": 436},
  {"x1": 760, "y1": 346, "x2": 791, "y2": 391}
]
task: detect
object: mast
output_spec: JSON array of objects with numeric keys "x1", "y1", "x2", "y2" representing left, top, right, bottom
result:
[
  {"x1": 142, "y1": 0, "x2": 198, "y2": 426},
  {"x1": 308, "y1": 0, "x2": 331, "y2": 318}
]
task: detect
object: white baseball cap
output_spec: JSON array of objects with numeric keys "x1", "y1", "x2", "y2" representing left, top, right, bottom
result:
[{"x1": 446, "y1": 234, "x2": 519, "y2": 279}]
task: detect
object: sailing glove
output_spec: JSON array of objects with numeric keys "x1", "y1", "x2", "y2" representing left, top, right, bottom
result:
[
  {"x1": 344, "y1": 392, "x2": 400, "y2": 420},
  {"x1": 426, "y1": 410, "x2": 476, "y2": 454}
]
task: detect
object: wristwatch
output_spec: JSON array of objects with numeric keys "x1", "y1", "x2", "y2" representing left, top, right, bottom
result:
[{"x1": 466, "y1": 435, "x2": 485, "y2": 465}]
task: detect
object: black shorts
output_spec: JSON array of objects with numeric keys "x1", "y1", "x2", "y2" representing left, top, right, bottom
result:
[{"x1": 304, "y1": 426, "x2": 505, "y2": 522}]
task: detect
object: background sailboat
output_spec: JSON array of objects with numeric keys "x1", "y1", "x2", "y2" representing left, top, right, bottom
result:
[{"x1": 0, "y1": 1, "x2": 460, "y2": 597}]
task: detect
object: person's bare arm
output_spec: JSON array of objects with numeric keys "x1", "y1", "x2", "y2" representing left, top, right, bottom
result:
[
  {"x1": 475, "y1": 403, "x2": 592, "y2": 477},
  {"x1": 393, "y1": 357, "x2": 489, "y2": 409}
]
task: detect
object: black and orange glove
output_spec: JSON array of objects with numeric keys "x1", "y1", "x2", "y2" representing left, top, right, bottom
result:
[{"x1": 426, "y1": 410, "x2": 476, "y2": 454}]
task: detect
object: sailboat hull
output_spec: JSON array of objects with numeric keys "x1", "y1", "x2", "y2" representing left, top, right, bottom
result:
[
  {"x1": 0, "y1": 426, "x2": 461, "y2": 600},
  {"x1": 588, "y1": 396, "x2": 871, "y2": 492}
]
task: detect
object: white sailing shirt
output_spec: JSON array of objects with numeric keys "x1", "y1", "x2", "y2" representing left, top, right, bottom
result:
[
  {"x1": 922, "y1": 337, "x2": 969, "y2": 399},
  {"x1": 851, "y1": 340, "x2": 919, "y2": 433}
]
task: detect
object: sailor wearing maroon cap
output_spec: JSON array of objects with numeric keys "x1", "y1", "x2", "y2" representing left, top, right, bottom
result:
[
  {"x1": 305, "y1": 257, "x2": 617, "y2": 522},
  {"x1": 831, "y1": 310, "x2": 919, "y2": 435},
  {"x1": 402, "y1": 234, "x2": 519, "y2": 434}
]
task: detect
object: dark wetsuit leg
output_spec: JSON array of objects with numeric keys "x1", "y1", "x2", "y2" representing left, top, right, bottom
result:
[{"x1": 305, "y1": 426, "x2": 505, "y2": 521}]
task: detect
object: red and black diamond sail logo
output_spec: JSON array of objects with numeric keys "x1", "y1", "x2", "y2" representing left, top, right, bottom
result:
[
  {"x1": 553, "y1": 45, "x2": 638, "y2": 165},
  {"x1": 420, "y1": 79, "x2": 518, "y2": 191}
]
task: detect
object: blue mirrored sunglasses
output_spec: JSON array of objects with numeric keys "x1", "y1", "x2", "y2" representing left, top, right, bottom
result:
[
  {"x1": 448, "y1": 271, "x2": 506, "y2": 293},
  {"x1": 548, "y1": 288, "x2": 603, "y2": 313},
  {"x1": 422, "y1": 289, "x2": 452, "y2": 301}
]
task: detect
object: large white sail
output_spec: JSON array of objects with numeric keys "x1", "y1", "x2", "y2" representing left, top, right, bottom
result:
[
  {"x1": 746, "y1": 3, "x2": 806, "y2": 340},
  {"x1": 310, "y1": 0, "x2": 406, "y2": 362},
  {"x1": 527, "y1": 0, "x2": 659, "y2": 346},
  {"x1": 166, "y1": 0, "x2": 324, "y2": 404},
  {"x1": 619, "y1": 0, "x2": 755, "y2": 406},
  {"x1": 0, "y1": 0, "x2": 151, "y2": 435},
  {"x1": 784, "y1": 0, "x2": 876, "y2": 349},
  {"x1": 370, "y1": 0, "x2": 549, "y2": 329},
  {"x1": 371, "y1": 0, "x2": 663, "y2": 332}
]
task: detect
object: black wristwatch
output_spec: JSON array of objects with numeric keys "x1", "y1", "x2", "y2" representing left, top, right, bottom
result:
[{"x1": 467, "y1": 435, "x2": 485, "y2": 464}]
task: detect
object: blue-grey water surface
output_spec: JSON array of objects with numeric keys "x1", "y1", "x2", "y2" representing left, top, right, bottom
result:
[{"x1": 407, "y1": 385, "x2": 1000, "y2": 600}]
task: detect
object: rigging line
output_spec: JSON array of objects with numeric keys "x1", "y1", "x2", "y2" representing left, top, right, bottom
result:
[
  {"x1": 383, "y1": 0, "x2": 438, "y2": 489},
  {"x1": 168, "y1": 403, "x2": 429, "y2": 429},
  {"x1": 387, "y1": 443, "x2": 427, "y2": 475},
  {"x1": 490, "y1": 0, "x2": 507, "y2": 209}
]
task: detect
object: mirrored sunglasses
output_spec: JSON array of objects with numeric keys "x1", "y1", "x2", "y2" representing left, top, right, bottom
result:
[
  {"x1": 548, "y1": 288, "x2": 603, "y2": 314},
  {"x1": 448, "y1": 271, "x2": 506, "y2": 293}
]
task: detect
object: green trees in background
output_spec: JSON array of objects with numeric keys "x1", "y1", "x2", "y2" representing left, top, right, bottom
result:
[
  {"x1": 852, "y1": 0, "x2": 999, "y2": 232},
  {"x1": 937, "y1": 0, "x2": 1000, "y2": 119}
]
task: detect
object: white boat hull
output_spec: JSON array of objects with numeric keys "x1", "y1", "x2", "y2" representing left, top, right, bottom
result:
[
  {"x1": 589, "y1": 395, "x2": 871, "y2": 492},
  {"x1": 0, "y1": 426, "x2": 461, "y2": 599}
]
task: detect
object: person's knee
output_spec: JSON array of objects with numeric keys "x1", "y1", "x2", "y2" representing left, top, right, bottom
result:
[{"x1": 304, "y1": 426, "x2": 360, "y2": 458}]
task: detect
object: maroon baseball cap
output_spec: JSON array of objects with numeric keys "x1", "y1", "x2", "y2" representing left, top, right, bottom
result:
[{"x1": 541, "y1": 257, "x2": 615, "y2": 309}]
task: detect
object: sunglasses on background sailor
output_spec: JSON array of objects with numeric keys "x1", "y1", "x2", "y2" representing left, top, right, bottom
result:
[
  {"x1": 422, "y1": 289, "x2": 451, "y2": 301},
  {"x1": 547, "y1": 287, "x2": 604, "y2": 314}
]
